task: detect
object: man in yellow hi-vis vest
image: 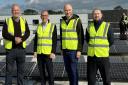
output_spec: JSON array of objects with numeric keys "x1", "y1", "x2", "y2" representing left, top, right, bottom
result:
[
  {"x1": 2, "y1": 4, "x2": 30, "y2": 85},
  {"x1": 33, "y1": 10, "x2": 57, "y2": 85},
  {"x1": 60, "y1": 4, "x2": 84, "y2": 85},
  {"x1": 85, "y1": 9, "x2": 114, "y2": 85}
]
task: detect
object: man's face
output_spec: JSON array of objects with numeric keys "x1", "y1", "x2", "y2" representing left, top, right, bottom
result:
[
  {"x1": 93, "y1": 10, "x2": 102, "y2": 21},
  {"x1": 41, "y1": 11, "x2": 49, "y2": 23},
  {"x1": 12, "y1": 5, "x2": 20, "y2": 18},
  {"x1": 64, "y1": 5, "x2": 73, "y2": 18}
]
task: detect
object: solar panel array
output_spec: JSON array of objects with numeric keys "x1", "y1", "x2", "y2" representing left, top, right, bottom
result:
[{"x1": 0, "y1": 60, "x2": 128, "y2": 81}]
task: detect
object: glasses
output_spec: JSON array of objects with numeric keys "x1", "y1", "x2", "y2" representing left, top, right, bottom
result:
[{"x1": 41, "y1": 15, "x2": 48, "y2": 16}]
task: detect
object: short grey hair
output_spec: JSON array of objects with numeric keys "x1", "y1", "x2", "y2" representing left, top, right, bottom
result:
[
  {"x1": 41, "y1": 10, "x2": 49, "y2": 15},
  {"x1": 92, "y1": 8, "x2": 102, "y2": 14},
  {"x1": 11, "y1": 3, "x2": 20, "y2": 10}
]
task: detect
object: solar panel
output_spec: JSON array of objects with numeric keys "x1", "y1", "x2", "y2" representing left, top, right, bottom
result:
[{"x1": 0, "y1": 61, "x2": 128, "y2": 81}]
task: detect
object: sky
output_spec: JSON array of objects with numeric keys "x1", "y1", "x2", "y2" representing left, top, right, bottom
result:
[{"x1": 0, "y1": 0, "x2": 128, "y2": 15}]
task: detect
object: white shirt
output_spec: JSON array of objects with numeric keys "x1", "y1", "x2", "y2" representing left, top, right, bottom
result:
[
  {"x1": 13, "y1": 17, "x2": 20, "y2": 22},
  {"x1": 42, "y1": 21, "x2": 48, "y2": 30}
]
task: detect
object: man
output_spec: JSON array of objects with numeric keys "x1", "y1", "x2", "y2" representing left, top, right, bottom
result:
[
  {"x1": 60, "y1": 4, "x2": 84, "y2": 85},
  {"x1": 2, "y1": 4, "x2": 30, "y2": 85},
  {"x1": 119, "y1": 13, "x2": 128, "y2": 40},
  {"x1": 34, "y1": 10, "x2": 57, "y2": 85},
  {"x1": 85, "y1": 8, "x2": 114, "y2": 85},
  {"x1": 122, "y1": 13, "x2": 128, "y2": 26}
]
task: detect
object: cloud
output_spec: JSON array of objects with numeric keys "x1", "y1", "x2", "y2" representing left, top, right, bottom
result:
[
  {"x1": 0, "y1": 4, "x2": 7, "y2": 10},
  {"x1": 23, "y1": 0, "x2": 128, "y2": 11},
  {"x1": 25, "y1": 0, "x2": 72, "y2": 5},
  {"x1": 0, "y1": 0, "x2": 128, "y2": 15},
  {"x1": 25, "y1": 0, "x2": 39, "y2": 4},
  {"x1": 90, "y1": 0, "x2": 127, "y2": 10}
]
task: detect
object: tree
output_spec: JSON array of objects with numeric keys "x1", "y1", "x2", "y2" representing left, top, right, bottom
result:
[
  {"x1": 23, "y1": 9, "x2": 38, "y2": 15},
  {"x1": 48, "y1": 10, "x2": 63, "y2": 14}
]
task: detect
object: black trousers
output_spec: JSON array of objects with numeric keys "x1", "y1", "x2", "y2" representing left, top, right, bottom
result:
[
  {"x1": 5, "y1": 48, "x2": 25, "y2": 85},
  {"x1": 37, "y1": 54, "x2": 54, "y2": 85},
  {"x1": 87, "y1": 56, "x2": 111, "y2": 85}
]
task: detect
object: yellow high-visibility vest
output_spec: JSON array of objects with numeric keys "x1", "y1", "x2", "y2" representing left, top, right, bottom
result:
[
  {"x1": 87, "y1": 21, "x2": 110, "y2": 57},
  {"x1": 4, "y1": 17, "x2": 26, "y2": 49},
  {"x1": 37, "y1": 22, "x2": 54, "y2": 54},
  {"x1": 61, "y1": 18, "x2": 79, "y2": 50}
]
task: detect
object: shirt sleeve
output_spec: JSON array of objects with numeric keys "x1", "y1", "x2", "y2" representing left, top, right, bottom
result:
[
  {"x1": 60, "y1": 19, "x2": 62, "y2": 50},
  {"x1": 107, "y1": 24, "x2": 114, "y2": 46},
  {"x1": 34, "y1": 32, "x2": 37, "y2": 52},
  {"x1": 51, "y1": 25, "x2": 57, "y2": 53},
  {"x1": 76, "y1": 18, "x2": 84, "y2": 52},
  {"x1": 85, "y1": 28, "x2": 90, "y2": 44},
  {"x1": 2, "y1": 20, "x2": 15, "y2": 41}
]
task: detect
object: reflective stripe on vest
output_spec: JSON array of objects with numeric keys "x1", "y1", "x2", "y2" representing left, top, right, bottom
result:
[
  {"x1": 37, "y1": 23, "x2": 54, "y2": 54},
  {"x1": 87, "y1": 21, "x2": 110, "y2": 57},
  {"x1": 4, "y1": 17, "x2": 26, "y2": 49},
  {"x1": 61, "y1": 18, "x2": 79, "y2": 50}
]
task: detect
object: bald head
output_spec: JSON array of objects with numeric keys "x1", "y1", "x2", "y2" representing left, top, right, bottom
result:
[
  {"x1": 11, "y1": 4, "x2": 21, "y2": 18},
  {"x1": 64, "y1": 4, "x2": 73, "y2": 10},
  {"x1": 64, "y1": 4, "x2": 73, "y2": 19}
]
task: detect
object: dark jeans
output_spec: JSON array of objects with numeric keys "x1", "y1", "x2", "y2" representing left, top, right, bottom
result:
[
  {"x1": 87, "y1": 56, "x2": 111, "y2": 85},
  {"x1": 63, "y1": 50, "x2": 78, "y2": 85},
  {"x1": 37, "y1": 54, "x2": 54, "y2": 85},
  {"x1": 5, "y1": 48, "x2": 25, "y2": 85}
]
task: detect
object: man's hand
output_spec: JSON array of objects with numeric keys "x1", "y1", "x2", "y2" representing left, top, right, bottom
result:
[
  {"x1": 76, "y1": 51, "x2": 81, "y2": 59},
  {"x1": 50, "y1": 53, "x2": 56, "y2": 59},
  {"x1": 15, "y1": 37, "x2": 22, "y2": 44},
  {"x1": 33, "y1": 52, "x2": 37, "y2": 58}
]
